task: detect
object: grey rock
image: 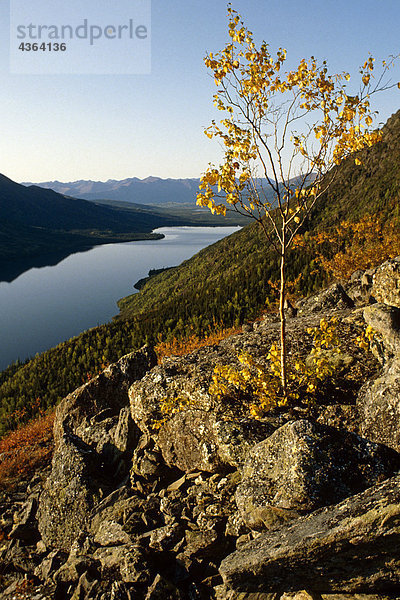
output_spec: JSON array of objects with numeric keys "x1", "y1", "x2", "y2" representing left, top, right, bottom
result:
[
  {"x1": 94, "y1": 521, "x2": 131, "y2": 547},
  {"x1": 343, "y1": 269, "x2": 377, "y2": 307},
  {"x1": 129, "y1": 347, "x2": 283, "y2": 473},
  {"x1": 213, "y1": 419, "x2": 276, "y2": 468},
  {"x1": 54, "y1": 346, "x2": 157, "y2": 451},
  {"x1": 53, "y1": 554, "x2": 100, "y2": 584},
  {"x1": 34, "y1": 549, "x2": 66, "y2": 581},
  {"x1": 372, "y1": 257, "x2": 400, "y2": 307},
  {"x1": 363, "y1": 303, "x2": 400, "y2": 360},
  {"x1": 129, "y1": 351, "x2": 222, "y2": 472},
  {"x1": 37, "y1": 433, "x2": 112, "y2": 552},
  {"x1": 358, "y1": 358, "x2": 400, "y2": 452},
  {"x1": 148, "y1": 523, "x2": 183, "y2": 551},
  {"x1": 316, "y1": 404, "x2": 360, "y2": 434},
  {"x1": 296, "y1": 283, "x2": 353, "y2": 314},
  {"x1": 184, "y1": 528, "x2": 219, "y2": 558},
  {"x1": 220, "y1": 473, "x2": 400, "y2": 594},
  {"x1": 236, "y1": 419, "x2": 400, "y2": 530},
  {"x1": 93, "y1": 544, "x2": 151, "y2": 584}
]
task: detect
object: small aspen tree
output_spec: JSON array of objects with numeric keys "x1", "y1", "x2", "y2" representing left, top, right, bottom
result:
[{"x1": 197, "y1": 5, "x2": 398, "y2": 401}]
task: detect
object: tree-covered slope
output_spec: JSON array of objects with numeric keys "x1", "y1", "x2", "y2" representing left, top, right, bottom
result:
[{"x1": 117, "y1": 110, "x2": 400, "y2": 325}]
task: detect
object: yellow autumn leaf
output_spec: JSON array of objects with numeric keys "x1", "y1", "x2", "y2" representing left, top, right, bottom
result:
[{"x1": 355, "y1": 158, "x2": 362, "y2": 165}]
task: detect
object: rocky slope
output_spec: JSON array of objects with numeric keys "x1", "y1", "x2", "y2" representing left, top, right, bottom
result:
[{"x1": 2, "y1": 259, "x2": 400, "y2": 599}]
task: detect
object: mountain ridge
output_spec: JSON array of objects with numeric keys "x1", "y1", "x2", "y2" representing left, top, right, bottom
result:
[
  {"x1": 0, "y1": 173, "x2": 201, "y2": 262},
  {"x1": 21, "y1": 174, "x2": 316, "y2": 207},
  {"x1": 21, "y1": 176, "x2": 202, "y2": 206}
]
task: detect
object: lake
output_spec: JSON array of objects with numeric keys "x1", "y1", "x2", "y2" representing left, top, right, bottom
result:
[{"x1": 0, "y1": 226, "x2": 240, "y2": 371}]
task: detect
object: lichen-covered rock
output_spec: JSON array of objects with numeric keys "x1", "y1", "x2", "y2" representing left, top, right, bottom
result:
[
  {"x1": 358, "y1": 358, "x2": 400, "y2": 452},
  {"x1": 213, "y1": 419, "x2": 277, "y2": 469},
  {"x1": 316, "y1": 403, "x2": 360, "y2": 434},
  {"x1": 93, "y1": 544, "x2": 151, "y2": 585},
  {"x1": 221, "y1": 473, "x2": 400, "y2": 594},
  {"x1": 296, "y1": 283, "x2": 354, "y2": 314},
  {"x1": 129, "y1": 348, "x2": 277, "y2": 473},
  {"x1": 37, "y1": 433, "x2": 113, "y2": 552},
  {"x1": 235, "y1": 419, "x2": 400, "y2": 530},
  {"x1": 157, "y1": 409, "x2": 223, "y2": 472},
  {"x1": 94, "y1": 520, "x2": 131, "y2": 547},
  {"x1": 363, "y1": 303, "x2": 400, "y2": 362},
  {"x1": 54, "y1": 346, "x2": 157, "y2": 449},
  {"x1": 372, "y1": 257, "x2": 400, "y2": 307},
  {"x1": 149, "y1": 523, "x2": 183, "y2": 551},
  {"x1": 343, "y1": 269, "x2": 377, "y2": 307}
]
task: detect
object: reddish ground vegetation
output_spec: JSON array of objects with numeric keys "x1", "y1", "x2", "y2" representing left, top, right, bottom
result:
[
  {"x1": 0, "y1": 410, "x2": 54, "y2": 490},
  {"x1": 155, "y1": 325, "x2": 241, "y2": 363}
]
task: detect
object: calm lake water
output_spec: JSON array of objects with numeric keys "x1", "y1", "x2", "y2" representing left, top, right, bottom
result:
[{"x1": 0, "y1": 226, "x2": 240, "y2": 371}]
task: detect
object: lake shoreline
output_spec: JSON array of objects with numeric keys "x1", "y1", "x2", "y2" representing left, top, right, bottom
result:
[{"x1": 0, "y1": 226, "x2": 240, "y2": 371}]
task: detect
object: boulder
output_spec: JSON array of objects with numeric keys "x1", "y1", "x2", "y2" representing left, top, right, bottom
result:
[
  {"x1": 37, "y1": 433, "x2": 113, "y2": 552},
  {"x1": 363, "y1": 303, "x2": 400, "y2": 361},
  {"x1": 94, "y1": 521, "x2": 131, "y2": 547},
  {"x1": 93, "y1": 544, "x2": 151, "y2": 585},
  {"x1": 358, "y1": 358, "x2": 400, "y2": 452},
  {"x1": 148, "y1": 523, "x2": 183, "y2": 552},
  {"x1": 129, "y1": 349, "x2": 277, "y2": 473},
  {"x1": 296, "y1": 283, "x2": 353, "y2": 315},
  {"x1": 372, "y1": 257, "x2": 400, "y2": 307},
  {"x1": 235, "y1": 419, "x2": 400, "y2": 530},
  {"x1": 37, "y1": 349, "x2": 158, "y2": 553},
  {"x1": 54, "y1": 346, "x2": 157, "y2": 449},
  {"x1": 220, "y1": 473, "x2": 400, "y2": 594}
]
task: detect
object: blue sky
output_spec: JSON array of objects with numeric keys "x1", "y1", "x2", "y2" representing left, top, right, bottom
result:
[{"x1": 0, "y1": 0, "x2": 399, "y2": 183}]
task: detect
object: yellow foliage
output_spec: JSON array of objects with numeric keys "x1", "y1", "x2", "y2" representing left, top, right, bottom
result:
[
  {"x1": 152, "y1": 318, "x2": 376, "y2": 426},
  {"x1": 152, "y1": 395, "x2": 191, "y2": 430},
  {"x1": 355, "y1": 325, "x2": 375, "y2": 351},
  {"x1": 197, "y1": 7, "x2": 395, "y2": 219},
  {"x1": 210, "y1": 317, "x2": 342, "y2": 418}
]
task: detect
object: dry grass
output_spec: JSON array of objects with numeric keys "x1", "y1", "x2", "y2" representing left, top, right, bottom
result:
[
  {"x1": 0, "y1": 411, "x2": 54, "y2": 490},
  {"x1": 155, "y1": 325, "x2": 241, "y2": 363}
]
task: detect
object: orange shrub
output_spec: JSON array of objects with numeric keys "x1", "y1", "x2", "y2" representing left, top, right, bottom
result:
[
  {"x1": 155, "y1": 325, "x2": 241, "y2": 363},
  {"x1": 295, "y1": 214, "x2": 400, "y2": 280}
]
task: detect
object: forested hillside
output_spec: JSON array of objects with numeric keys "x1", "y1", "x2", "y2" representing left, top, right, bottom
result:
[
  {"x1": 0, "y1": 109, "x2": 399, "y2": 437},
  {"x1": 118, "y1": 110, "x2": 400, "y2": 323}
]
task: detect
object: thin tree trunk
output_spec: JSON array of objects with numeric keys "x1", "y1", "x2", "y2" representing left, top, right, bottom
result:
[{"x1": 279, "y1": 236, "x2": 287, "y2": 401}]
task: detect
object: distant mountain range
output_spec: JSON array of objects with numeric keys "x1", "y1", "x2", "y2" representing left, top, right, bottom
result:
[
  {"x1": 22, "y1": 174, "x2": 317, "y2": 207},
  {"x1": 21, "y1": 176, "x2": 201, "y2": 206}
]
